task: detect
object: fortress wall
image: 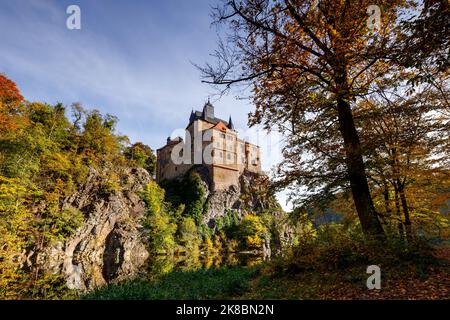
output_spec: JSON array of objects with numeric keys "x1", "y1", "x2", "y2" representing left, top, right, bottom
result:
[
  {"x1": 212, "y1": 165, "x2": 239, "y2": 191},
  {"x1": 245, "y1": 143, "x2": 262, "y2": 173},
  {"x1": 156, "y1": 143, "x2": 192, "y2": 182}
]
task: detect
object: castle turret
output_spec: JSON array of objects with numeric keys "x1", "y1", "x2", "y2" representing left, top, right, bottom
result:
[{"x1": 202, "y1": 100, "x2": 214, "y2": 121}]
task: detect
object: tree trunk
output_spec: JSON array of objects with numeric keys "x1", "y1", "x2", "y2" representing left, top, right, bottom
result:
[
  {"x1": 394, "y1": 184, "x2": 405, "y2": 238},
  {"x1": 383, "y1": 186, "x2": 391, "y2": 216},
  {"x1": 382, "y1": 184, "x2": 392, "y2": 225},
  {"x1": 336, "y1": 97, "x2": 385, "y2": 238},
  {"x1": 398, "y1": 182, "x2": 412, "y2": 241}
]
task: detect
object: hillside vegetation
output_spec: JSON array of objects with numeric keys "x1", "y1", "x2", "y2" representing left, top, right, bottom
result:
[{"x1": 0, "y1": 74, "x2": 283, "y2": 298}]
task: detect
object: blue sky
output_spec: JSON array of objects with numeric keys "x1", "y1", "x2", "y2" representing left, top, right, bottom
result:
[{"x1": 0, "y1": 0, "x2": 290, "y2": 210}]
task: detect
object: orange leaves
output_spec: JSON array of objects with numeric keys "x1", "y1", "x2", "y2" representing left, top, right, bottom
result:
[
  {"x1": 0, "y1": 73, "x2": 23, "y2": 109},
  {"x1": 0, "y1": 114, "x2": 18, "y2": 132},
  {"x1": 0, "y1": 74, "x2": 25, "y2": 134}
]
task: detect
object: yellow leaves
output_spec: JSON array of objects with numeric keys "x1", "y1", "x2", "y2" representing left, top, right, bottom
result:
[
  {"x1": 246, "y1": 234, "x2": 263, "y2": 248},
  {"x1": 0, "y1": 176, "x2": 36, "y2": 297},
  {"x1": 239, "y1": 213, "x2": 268, "y2": 249},
  {"x1": 45, "y1": 152, "x2": 72, "y2": 173},
  {"x1": 142, "y1": 181, "x2": 166, "y2": 215},
  {"x1": 0, "y1": 176, "x2": 26, "y2": 198},
  {"x1": 203, "y1": 238, "x2": 214, "y2": 252}
]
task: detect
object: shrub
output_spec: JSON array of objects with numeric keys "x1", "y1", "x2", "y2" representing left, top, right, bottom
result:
[
  {"x1": 141, "y1": 181, "x2": 166, "y2": 215},
  {"x1": 281, "y1": 222, "x2": 436, "y2": 274},
  {"x1": 238, "y1": 214, "x2": 268, "y2": 250},
  {"x1": 160, "y1": 170, "x2": 207, "y2": 225},
  {"x1": 215, "y1": 209, "x2": 240, "y2": 238},
  {"x1": 141, "y1": 182, "x2": 177, "y2": 254},
  {"x1": 124, "y1": 142, "x2": 156, "y2": 176},
  {"x1": 178, "y1": 217, "x2": 200, "y2": 253}
]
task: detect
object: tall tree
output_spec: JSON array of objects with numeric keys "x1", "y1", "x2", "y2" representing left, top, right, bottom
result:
[
  {"x1": 199, "y1": 0, "x2": 418, "y2": 237},
  {"x1": 357, "y1": 75, "x2": 449, "y2": 239}
]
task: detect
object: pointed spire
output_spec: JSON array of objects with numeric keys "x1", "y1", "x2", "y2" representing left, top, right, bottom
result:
[
  {"x1": 228, "y1": 115, "x2": 234, "y2": 130},
  {"x1": 189, "y1": 108, "x2": 195, "y2": 123}
]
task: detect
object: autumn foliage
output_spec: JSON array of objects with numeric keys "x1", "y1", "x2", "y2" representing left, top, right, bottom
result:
[
  {"x1": 0, "y1": 74, "x2": 25, "y2": 133},
  {"x1": 0, "y1": 75, "x2": 156, "y2": 298}
]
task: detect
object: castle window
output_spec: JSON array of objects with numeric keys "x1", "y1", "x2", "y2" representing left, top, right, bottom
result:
[
  {"x1": 219, "y1": 151, "x2": 223, "y2": 158},
  {"x1": 220, "y1": 133, "x2": 225, "y2": 139},
  {"x1": 227, "y1": 135, "x2": 233, "y2": 141},
  {"x1": 227, "y1": 153, "x2": 232, "y2": 160}
]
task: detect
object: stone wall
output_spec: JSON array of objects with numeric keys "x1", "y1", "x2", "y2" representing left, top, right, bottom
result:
[
  {"x1": 211, "y1": 165, "x2": 240, "y2": 191},
  {"x1": 156, "y1": 141, "x2": 191, "y2": 182}
]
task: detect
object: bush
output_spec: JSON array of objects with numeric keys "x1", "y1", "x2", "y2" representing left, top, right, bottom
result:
[
  {"x1": 141, "y1": 181, "x2": 166, "y2": 215},
  {"x1": 160, "y1": 170, "x2": 207, "y2": 225},
  {"x1": 215, "y1": 209, "x2": 240, "y2": 239},
  {"x1": 178, "y1": 217, "x2": 200, "y2": 253},
  {"x1": 238, "y1": 214, "x2": 268, "y2": 250},
  {"x1": 141, "y1": 182, "x2": 177, "y2": 254},
  {"x1": 124, "y1": 142, "x2": 156, "y2": 176},
  {"x1": 281, "y1": 222, "x2": 436, "y2": 274}
]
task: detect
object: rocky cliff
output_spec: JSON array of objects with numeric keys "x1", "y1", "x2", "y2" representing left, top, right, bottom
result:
[
  {"x1": 201, "y1": 169, "x2": 295, "y2": 253},
  {"x1": 201, "y1": 169, "x2": 281, "y2": 224},
  {"x1": 37, "y1": 167, "x2": 151, "y2": 291},
  {"x1": 35, "y1": 166, "x2": 292, "y2": 291}
]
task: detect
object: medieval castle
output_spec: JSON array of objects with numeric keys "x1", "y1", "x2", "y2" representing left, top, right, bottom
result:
[{"x1": 156, "y1": 101, "x2": 261, "y2": 191}]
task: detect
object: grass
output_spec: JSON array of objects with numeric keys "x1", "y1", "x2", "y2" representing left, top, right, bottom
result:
[
  {"x1": 82, "y1": 266, "x2": 260, "y2": 300},
  {"x1": 83, "y1": 235, "x2": 450, "y2": 300}
]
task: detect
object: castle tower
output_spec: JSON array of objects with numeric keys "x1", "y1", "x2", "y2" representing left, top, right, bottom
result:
[{"x1": 202, "y1": 100, "x2": 214, "y2": 121}]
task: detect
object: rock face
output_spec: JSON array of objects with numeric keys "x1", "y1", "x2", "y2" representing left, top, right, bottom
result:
[
  {"x1": 38, "y1": 167, "x2": 151, "y2": 291},
  {"x1": 203, "y1": 184, "x2": 241, "y2": 225},
  {"x1": 200, "y1": 169, "x2": 295, "y2": 254},
  {"x1": 203, "y1": 170, "x2": 279, "y2": 225}
]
